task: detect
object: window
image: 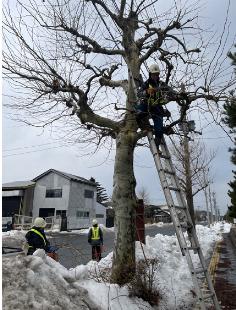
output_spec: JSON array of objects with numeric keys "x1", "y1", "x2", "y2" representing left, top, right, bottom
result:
[
  {"x1": 84, "y1": 189, "x2": 94, "y2": 198},
  {"x1": 96, "y1": 214, "x2": 104, "y2": 218},
  {"x1": 56, "y1": 210, "x2": 67, "y2": 217},
  {"x1": 76, "y1": 211, "x2": 90, "y2": 218},
  {"x1": 46, "y1": 189, "x2": 62, "y2": 198}
]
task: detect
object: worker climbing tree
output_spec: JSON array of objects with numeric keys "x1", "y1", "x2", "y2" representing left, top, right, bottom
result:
[{"x1": 3, "y1": 0, "x2": 233, "y2": 286}]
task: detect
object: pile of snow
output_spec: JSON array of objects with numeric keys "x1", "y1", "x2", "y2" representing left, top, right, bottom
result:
[
  {"x1": 2, "y1": 222, "x2": 231, "y2": 310},
  {"x1": 2, "y1": 249, "x2": 99, "y2": 310},
  {"x1": 145, "y1": 222, "x2": 168, "y2": 227},
  {"x1": 2, "y1": 230, "x2": 26, "y2": 248}
]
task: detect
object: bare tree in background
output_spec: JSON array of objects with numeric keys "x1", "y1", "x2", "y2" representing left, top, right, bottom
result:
[
  {"x1": 137, "y1": 186, "x2": 150, "y2": 206},
  {"x1": 3, "y1": 0, "x2": 234, "y2": 284},
  {"x1": 170, "y1": 135, "x2": 216, "y2": 225}
]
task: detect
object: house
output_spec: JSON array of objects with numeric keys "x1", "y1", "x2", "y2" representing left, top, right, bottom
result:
[
  {"x1": 95, "y1": 202, "x2": 107, "y2": 226},
  {"x1": 2, "y1": 169, "x2": 105, "y2": 230},
  {"x1": 144, "y1": 204, "x2": 172, "y2": 223},
  {"x1": 32, "y1": 169, "x2": 97, "y2": 229},
  {"x1": 2, "y1": 181, "x2": 35, "y2": 217}
]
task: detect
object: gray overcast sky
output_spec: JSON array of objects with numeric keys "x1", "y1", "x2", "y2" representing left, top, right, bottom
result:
[{"x1": 2, "y1": 0, "x2": 236, "y2": 215}]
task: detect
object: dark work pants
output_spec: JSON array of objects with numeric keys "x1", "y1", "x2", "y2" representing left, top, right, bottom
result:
[
  {"x1": 135, "y1": 103, "x2": 164, "y2": 139},
  {"x1": 92, "y1": 245, "x2": 102, "y2": 261}
]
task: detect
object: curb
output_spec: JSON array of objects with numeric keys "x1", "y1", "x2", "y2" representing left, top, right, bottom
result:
[
  {"x1": 207, "y1": 240, "x2": 221, "y2": 285},
  {"x1": 193, "y1": 240, "x2": 221, "y2": 309}
]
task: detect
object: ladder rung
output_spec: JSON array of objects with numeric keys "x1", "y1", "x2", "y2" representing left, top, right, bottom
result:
[
  {"x1": 202, "y1": 293, "x2": 214, "y2": 300},
  {"x1": 159, "y1": 154, "x2": 171, "y2": 160},
  {"x1": 179, "y1": 221, "x2": 193, "y2": 229},
  {"x1": 187, "y1": 246, "x2": 199, "y2": 251},
  {"x1": 192, "y1": 268, "x2": 207, "y2": 274},
  {"x1": 173, "y1": 205, "x2": 186, "y2": 209},
  {"x1": 160, "y1": 169, "x2": 175, "y2": 175},
  {"x1": 169, "y1": 187, "x2": 180, "y2": 192},
  {"x1": 165, "y1": 186, "x2": 180, "y2": 191},
  {"x1": 197, "y1": 275, "x2": 206, "y2": 280}
]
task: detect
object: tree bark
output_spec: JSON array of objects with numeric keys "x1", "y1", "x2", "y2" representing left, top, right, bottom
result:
[{"x1": 111, "y1": 128, "x2": 137, "y2": 284}]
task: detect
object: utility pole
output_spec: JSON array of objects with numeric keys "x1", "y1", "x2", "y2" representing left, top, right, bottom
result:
[
  {"x1": 203, "y1": 168, "x2": 210, "y2": 227},
  {"x1": 204, "y1": 187, "x2": 211, "y2": 227},
  {"x1": 178, "y1": 84, "x2": 202, "y2": 227},
  {"x1": 181, "y1": 109, "x2": 195, "y2": 226},
  {"x1": 212, "y1": 191, "x2": 218, "y2": 222},
  {"x1": 208, "y1": 183, "x2": 214, "y2": 224}
]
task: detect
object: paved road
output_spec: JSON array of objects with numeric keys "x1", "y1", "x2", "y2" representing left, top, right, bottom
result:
[{"x1": 49, "y1": 224, "x2": 176, "y2": 269}]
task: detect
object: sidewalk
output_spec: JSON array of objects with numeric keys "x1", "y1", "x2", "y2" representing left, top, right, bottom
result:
[{"x1": 211, "y1": 227, "x2": 236, "y2": 309}]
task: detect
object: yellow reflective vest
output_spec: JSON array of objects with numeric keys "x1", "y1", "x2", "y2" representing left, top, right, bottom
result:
[
  {"x1": 91, "y1": 227, "x2": 100, "y2": 240},
  {"x1": 147, "y1": 84, "x2": 166, "y2": 106}
]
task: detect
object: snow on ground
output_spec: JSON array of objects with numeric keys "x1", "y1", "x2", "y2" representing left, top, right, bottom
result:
[{"x1": 2, "y1": 222, "x2": 231, "y2": 310}]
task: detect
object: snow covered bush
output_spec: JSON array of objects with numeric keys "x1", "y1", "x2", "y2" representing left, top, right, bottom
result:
[{"x1": 128, "y1": 258, "x2": 161, "y2": 306}]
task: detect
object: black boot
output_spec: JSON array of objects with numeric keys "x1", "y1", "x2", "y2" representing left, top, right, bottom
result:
[
  {"x1": 137, "y1": 114, "x2": 152, "y2": 131},
  {"x1": 154, "y1": 136, "x2": 161, "y2": 147},
  {"x1": 154, "y1": 136, "x2": 162, "y2": 154}
]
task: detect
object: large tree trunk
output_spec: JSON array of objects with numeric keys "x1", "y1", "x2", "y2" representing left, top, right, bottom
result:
[{"x1": 111, "y1": 129, "x2": 137, "y2": 285}]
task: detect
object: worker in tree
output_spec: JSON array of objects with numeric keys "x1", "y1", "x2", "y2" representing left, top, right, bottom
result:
[
  {"x1": 135, "y1": 63, "x2": 175, "y2": 146},
  {"x1": 25, "y1": 217, "x2": 50, "y2": 255},
  {"x1": 88, "y1": 219, "x2": 103, "y2": 261}
]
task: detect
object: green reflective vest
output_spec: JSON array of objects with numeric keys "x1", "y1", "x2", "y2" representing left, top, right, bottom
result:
[
  {"x1": 91, "y1": 227, "x2": 100, "y2": 240},
  {"x1": 147, "y1": 84, "x2": 166, "y2": 106}
]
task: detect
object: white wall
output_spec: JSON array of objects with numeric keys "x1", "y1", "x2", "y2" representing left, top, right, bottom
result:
[
  {"x1": 95, "y1": 202, "x2": 107, "y2": 226},
  {"x1": 32, "y1": 173, "x2": 70, "y2": 217}
]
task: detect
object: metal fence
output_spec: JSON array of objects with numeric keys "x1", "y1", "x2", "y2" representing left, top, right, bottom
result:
[{"x1": 13, "y1": 215, "x2": 62, "y2": 231}]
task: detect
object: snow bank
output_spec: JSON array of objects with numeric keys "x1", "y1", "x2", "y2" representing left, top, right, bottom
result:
[
  {"x1": 2, "y1": 249, "x2": 99, "y2": 310},
  {"x1": 2, "y1": 222, "x2": 231, "y2": 310}
]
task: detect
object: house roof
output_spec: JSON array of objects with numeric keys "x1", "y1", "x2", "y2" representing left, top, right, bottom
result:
[
  {"x1": 2, "y1": 181, "x2": 36, "y2": 190},
  {"x1": 32, "y1": 169, "x2": 96, "y2": 186}
]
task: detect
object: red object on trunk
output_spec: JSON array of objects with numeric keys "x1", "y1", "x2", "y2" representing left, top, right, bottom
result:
[{"x1": 136, "y1": 199, "x2": 145, "y2": 244}]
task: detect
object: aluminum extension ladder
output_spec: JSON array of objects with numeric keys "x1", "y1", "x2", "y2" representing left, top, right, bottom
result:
[{"x1": 147, "y1": 131, "x2": 220, "y2": 310}]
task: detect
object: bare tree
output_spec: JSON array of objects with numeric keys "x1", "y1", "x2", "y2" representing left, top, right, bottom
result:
[
  {"x1": 137, "y1": 186, "x2": 150, "y2": 206},
  {"x1": 3, "y1": 0, "x2": 233, "y2": 284},
  {"x1": 170, "y1": 134, "x2": 216, "y2": 225}
]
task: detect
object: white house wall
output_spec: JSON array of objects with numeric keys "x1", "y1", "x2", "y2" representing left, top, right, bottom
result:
[
  {"x1": 95, "y1": 202, "x2": 107, "y2": 226},
  {"x1": 32, "y1": 172, "x2": 70, "y2": 217},
  {"x1": 67, "y1": 181, "x2": 96, "y2": 229}
]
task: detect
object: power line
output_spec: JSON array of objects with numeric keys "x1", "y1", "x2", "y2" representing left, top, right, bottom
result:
[
  {"x1": 3, "y1": 141, "x2": 63, "y2": 152},
  {"x1": 3, "y1": 144, "x2": 73, "y2": 158}
]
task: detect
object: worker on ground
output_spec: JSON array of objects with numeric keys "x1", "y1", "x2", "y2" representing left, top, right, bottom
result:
[
  {"x1": 25, "y1": 217, "x2": 50, "y2": 255},
  {"x1": 135, "y1": 63, "x2": 175, "y2": 146},
  {"x1": 88, "y1": 219, "x2": 103, "y2": 261}
]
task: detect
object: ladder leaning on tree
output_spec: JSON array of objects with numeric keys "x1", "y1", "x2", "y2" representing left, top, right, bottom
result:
[{"x1": 147, "y1": 131, "x2": 220, "y2": 310}]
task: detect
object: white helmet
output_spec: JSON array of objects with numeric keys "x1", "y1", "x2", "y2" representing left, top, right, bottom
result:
[
  {"x1": 92, "y1": 219, "x2": 98, "y2": 225},
  {"x1": 149, "y1": 64, "x2": 160, "y2": 74},
  {"x1": 34, "y1": 217, "x2": 46, "y2": 228}
]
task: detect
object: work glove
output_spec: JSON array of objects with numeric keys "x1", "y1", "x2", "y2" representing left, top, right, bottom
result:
[
  {"x1": 163, "y1": 126, "x2": 175, "y2": 135},
  {"x1": 146, "y1": 88, "x2": 157, "y2": 96}
]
